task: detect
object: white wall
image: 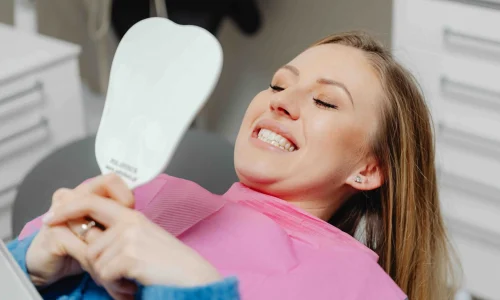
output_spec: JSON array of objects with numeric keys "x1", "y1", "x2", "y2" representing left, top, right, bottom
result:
[{"x1": 204, "y1": 0, "x2": 393, "y2": 142}]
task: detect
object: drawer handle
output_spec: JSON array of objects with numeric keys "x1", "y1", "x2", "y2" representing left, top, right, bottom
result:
[
  {"x1": 446, "y1": 217, "x2": 500, "y2": 249},
  {"x1": 0, "y1": 82, "x2": 44, "y2": 120},
  {"x1": 440, "y1": 76, "x2": 500, "y2": 110},
  {"x1": 0, "y1": 117, "x2": 49, "y2": 146},
  {"x1": 0, "y1": 82, "x2": 43, "y2": 105},
  {"x1": 0, "y1": 117, "x2": 50, "y2": 163},
  {"x1": 439, "y1": 170, "x2": 500, "y2": 207},
  {"x1": 438, "y1": 122, "x2": 500, "y2": 160},
  {"x1": 443, "y1": 27, "x2": 500, "y2": 56}
]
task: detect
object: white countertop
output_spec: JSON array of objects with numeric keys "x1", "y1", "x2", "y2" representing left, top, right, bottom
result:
[{"x1": 0, "y1": 23, "x2": 80, "y2": 84}]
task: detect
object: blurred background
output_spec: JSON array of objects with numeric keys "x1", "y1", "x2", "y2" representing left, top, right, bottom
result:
[{"x1": 0, "y1": 0, "x2": 499, "y2": 299}]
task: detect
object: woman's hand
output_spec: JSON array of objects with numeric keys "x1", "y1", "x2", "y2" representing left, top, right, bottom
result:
[
  {"x1": 43, "y1": 176, "x2": 222, "y2": 292},
  {"x1": 24, "y1": 222, "x2": 88, "y2": 287},
  {"x1": 25, "y1": 174, "x2": 135, "y2": 288}
]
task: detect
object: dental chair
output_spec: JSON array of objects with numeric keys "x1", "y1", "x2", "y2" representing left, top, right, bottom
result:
[{"x1": 12, "y1": 129, "x2": 238, "y2": 237}]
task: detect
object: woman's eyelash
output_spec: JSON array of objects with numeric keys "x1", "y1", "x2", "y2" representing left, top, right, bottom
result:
[
  {"x1": 314, "y1": 99, "x2": 338, "y2": 110},
  {"x1": 270, "y1": 84, "x2": 338, "y2": 110},
  {"x1": 270, "y1": 84, "x2": 284, "y2": 92}
]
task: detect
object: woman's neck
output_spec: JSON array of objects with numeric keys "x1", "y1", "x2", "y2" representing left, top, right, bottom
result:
[
  {"x1": 284, "y1": 198, "x2": 341, "y2": 221},
  {"x1": 236, "y1": 181, "x2": 352, "y2": 221},
  {"x1": 282, "y1": 185, "x2": 356, "y2": 221}
]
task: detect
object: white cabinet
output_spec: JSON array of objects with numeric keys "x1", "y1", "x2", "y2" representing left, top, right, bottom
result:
[
  {"x1": 393, "y1": 1, "x2": 500, "y2": 299},
  {"x1": 0, "y1": 24, "x2": 85, "y2": 240}
]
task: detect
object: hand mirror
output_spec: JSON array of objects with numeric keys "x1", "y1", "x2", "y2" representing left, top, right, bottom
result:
[{"x1": 95, "y1": 17, "x2": 223, "y2": 189}]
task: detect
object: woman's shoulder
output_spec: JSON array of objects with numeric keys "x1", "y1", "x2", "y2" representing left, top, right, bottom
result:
[
  {"x1": 234, "y1": 247, "x2": 407, "y2": 300},
  {"x1": 319, "y1": 249, "x2": 407, "y2": 299},
  {"x1": 278, "y1": 249, "x2": 407, "y2": 300}
]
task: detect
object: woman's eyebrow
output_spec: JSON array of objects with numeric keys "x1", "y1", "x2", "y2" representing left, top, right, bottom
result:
[
  {"x1": 317, "y1": 78, "x2": 354, "y2": 107},
  {"x1": 280, "y1": 64, "x2": 300, "y2": 76}
]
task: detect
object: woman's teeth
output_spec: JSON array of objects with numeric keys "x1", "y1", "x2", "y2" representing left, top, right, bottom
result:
[{"x1": 257, "y1": 129, "x2": 296, "y2": 152}]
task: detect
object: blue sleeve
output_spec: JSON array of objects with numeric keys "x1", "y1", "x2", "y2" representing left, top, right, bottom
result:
[
  {"x1": 6, "y1": 232, "x2": 38, "y2": 276},
  {"x1": 7, "y1": 232, "x2": 86, "y2": 299},
  {"x1": 138, "y1": 277, "x2": 240, "y2": 300}
]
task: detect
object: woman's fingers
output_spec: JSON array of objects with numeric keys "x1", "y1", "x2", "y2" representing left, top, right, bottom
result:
[
  {"x1": 84, "y1": 225, "x2": 138, "y2": 298},
  {"x1": 66, "y1": 218, "x2": 104, "y2": 244},
  {"x1": 50, "y1": 225, "x2": 93, "y2": 272},
  {"x1": 87, "y1": 223, "x2": 122, "y2": 262},
  {"x1": 93, "y1": 238, "x2": 124, "y2": 277},
  {"x1": 76, "y1": 173, "x2": 135, "y2": 208},
  {"x1": 96, "y1": 252, "x2": 134, "y2": 285},
  {"x1": 44, "y1": 189, "x2": 132, "y2": 227},
  {"x1": 94, "y1": 246, "x2": 138, "y2": 299},
  {"x1": 50, "y1": 188, "x2": 73, "y2": 210},
  {"x1": 53, "y1": 225, "x2": 86, "y2": 259}
]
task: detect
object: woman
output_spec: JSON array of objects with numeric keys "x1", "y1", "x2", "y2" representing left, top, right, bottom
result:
[{"x1": 9, "y1": 31, "x2": 459, "y2": 300}]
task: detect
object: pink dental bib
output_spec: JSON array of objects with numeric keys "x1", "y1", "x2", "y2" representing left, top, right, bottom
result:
[{"x1": 20, "y1": 174, "x2": 406, "y2": 300}]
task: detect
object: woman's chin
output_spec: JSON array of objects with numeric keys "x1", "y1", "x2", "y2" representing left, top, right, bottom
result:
[{"x1": 235, "y1": 166, "x2": 282, "y2": 187}]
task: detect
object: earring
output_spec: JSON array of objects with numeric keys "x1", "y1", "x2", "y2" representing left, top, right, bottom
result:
[{"x1": 354, "y1": 175, "x2": 362, "y2": 183}]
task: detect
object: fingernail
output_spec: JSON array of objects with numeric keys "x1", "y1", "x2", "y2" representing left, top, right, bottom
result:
[{"x1": 42, "y1": 211, "x2": 54, "y2": 224}]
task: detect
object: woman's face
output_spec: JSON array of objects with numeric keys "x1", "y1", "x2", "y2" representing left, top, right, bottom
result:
[{"x1": 234, "y1": 44, "x2": 384, "y2": 207}]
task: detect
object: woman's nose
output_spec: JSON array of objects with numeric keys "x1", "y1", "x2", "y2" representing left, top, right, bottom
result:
[{"x1": 269, "y1": 94, "x2": 299, "y2": 120}]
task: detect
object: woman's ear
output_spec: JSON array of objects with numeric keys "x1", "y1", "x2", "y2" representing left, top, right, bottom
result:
[{"x1": 346, "y1": 158, "x2": 384, "y2": 191}]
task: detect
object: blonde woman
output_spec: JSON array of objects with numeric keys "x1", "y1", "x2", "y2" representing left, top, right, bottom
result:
[{"x1": 10, "y1": 31, "x2": 458, "y2": 300}]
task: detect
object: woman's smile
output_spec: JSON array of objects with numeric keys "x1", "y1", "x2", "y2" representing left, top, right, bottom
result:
[
  {"x1": 257, "y1": 129, "x2": 296, "y2": 152},
  {"x1": 250, "y1": 118, "x2": 299, "y2": 153}
]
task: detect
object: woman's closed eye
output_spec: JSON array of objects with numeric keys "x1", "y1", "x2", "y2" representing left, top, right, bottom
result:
[
  {"x1": 270, "y1": 84, "x2": 338, "y2": 110},
  {"x1": 270, "y1": 84, "x2": 284, "y2": 92},
  {"x1": 314, "y1": 98, "x2": 338, "y2": 110}
]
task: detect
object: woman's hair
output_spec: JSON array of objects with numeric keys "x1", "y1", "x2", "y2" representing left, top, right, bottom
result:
[{"x1": 313, "y1": 32, "x2": 460, "y2": 300}]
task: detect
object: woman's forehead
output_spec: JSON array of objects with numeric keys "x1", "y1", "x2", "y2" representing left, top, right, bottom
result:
[{"x1": 288, "y1": 44, "x2": 371, "y2": 76}]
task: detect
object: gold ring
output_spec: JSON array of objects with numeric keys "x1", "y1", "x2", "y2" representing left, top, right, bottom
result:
[{"x1": 76, "y1": 220, "x2": 97, "y2": 241}]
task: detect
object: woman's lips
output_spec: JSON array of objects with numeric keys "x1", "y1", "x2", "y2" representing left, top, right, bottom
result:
[
  {"x1": 256, "y1": 128, "x2": 296, "y2": 152},
  {"x1": 252, "y1": 119, "x2": 299, "y2": 150},
  {"x1": 250, "y1": 132, "x2": 291, "y2": 153}
]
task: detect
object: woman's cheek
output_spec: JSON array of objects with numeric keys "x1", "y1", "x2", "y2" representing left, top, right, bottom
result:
[
  {"x1": 307, "y1": 116, "x2": 362, "y2": 156},
  {"x1": 241, "y1": 95, "x2": 267, "y2": 125},
  {"x1": 307, "y1": 117, "x2": 338, "y2": 142}
]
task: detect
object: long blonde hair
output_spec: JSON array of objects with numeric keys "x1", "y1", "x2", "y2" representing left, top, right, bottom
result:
[{"x1": 313, "y1": 32, "x2": 460, "y2": 300}]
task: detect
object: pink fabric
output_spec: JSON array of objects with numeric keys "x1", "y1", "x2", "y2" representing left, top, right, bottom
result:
[{"x1": 19, "y1": 174, "x2": 407, "y2": 300}]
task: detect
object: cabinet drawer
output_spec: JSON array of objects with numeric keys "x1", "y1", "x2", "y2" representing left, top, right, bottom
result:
[
  {"x1": 0, "y1": 133, "x2": 53, "y2": 194},
  {"x1": 0, "y1": 79, "x2": 44, "y2": 122},
  {"x1": 0, "y1": 116, "x2": 51, "y2": 162},
  {"x1": 397, "y1": 1, "x2": 500, "y2": 130},
  {"x1": 447, "y1": 226, "x2": 500, "y2": 299},
  {"x1": 440, "y1": 169, "x2": 500, "y2": 300},
  {"x1": 437, "y1": 118, "x2": 500, "y2": 300},
  {"x1": 1, "y1": 58, "x2": 85, "y2": 143},
  {"x1": 402, "y1": 0, "x2": 500, "y2": 58},
  {"x1": 0, "y1": 59, "x2": 85, "y2": 192},
  {"x1": 440, "y1": 172, "x2": 500, "y2": 238},
  {"x1": 437, "y1": 124, "x2": 500, "y2": 189},
  {"x1": 395, "y1": 47, "x2": 500, "y2": 144},
  {"x1": 0, "y1": 104, "x2": 53, "y2": 193}
]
